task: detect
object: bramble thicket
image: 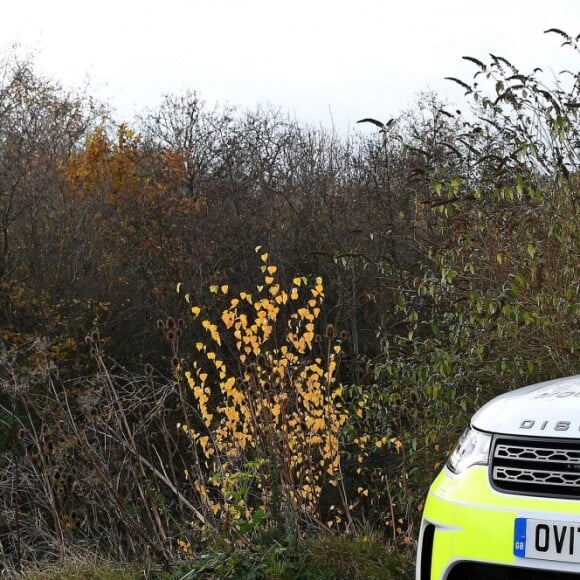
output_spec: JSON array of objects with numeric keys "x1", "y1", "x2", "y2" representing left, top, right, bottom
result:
[{"x1": 0, "y1": 31, "x2": 578, "y2": 573}]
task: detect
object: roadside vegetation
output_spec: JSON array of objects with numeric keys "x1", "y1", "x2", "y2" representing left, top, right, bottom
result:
[{"x1": 0, "y1": 30, "x2": 578, "y2": 577}]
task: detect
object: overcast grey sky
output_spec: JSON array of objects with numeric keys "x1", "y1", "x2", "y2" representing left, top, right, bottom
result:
[{"x1": 2, "y1": 0, "x2": 579, "y2": 132}]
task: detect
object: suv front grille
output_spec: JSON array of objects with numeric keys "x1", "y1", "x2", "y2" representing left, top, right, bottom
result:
[{"x1": 491, "y1": 436, "x2": 580, "y2": 499}]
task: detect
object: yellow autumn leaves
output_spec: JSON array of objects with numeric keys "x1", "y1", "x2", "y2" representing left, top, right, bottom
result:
[{"x1": 180, "y1": 249, "x2": 348, "y2": 533}]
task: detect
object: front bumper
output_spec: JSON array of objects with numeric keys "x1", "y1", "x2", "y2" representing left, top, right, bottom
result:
[{"x1": 417, "y1": 466, "x2": 580, "y2": 580}]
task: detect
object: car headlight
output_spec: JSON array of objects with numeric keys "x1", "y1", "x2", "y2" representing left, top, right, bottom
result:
[{"x1": 447, "y1": 426, "x2": 492, "y2": 474}]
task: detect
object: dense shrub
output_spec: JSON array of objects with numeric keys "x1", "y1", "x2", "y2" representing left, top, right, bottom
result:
[{"x1": 0, "y1": 31, "x2": 578, "y2": 573}]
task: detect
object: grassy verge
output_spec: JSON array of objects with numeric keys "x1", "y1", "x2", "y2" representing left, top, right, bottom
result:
[
  {"x1": 25, "y1": 562, "x2": 137, "y2": 580},
  {"x1": 262, "y1": 533, "x2": 413, "y2": 580},
  {"x1": 21, "y1": 534, "x2": 413, "y2": 579}
]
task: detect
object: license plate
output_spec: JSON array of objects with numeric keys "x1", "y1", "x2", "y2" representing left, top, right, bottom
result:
[{"x1": 514, "y1": 518, "x2": 580, "y2": 563}]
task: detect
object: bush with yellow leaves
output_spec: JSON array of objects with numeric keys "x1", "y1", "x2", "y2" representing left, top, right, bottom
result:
[{"x1": 178, "y1": 250, "x2": 349, "y2": 538}]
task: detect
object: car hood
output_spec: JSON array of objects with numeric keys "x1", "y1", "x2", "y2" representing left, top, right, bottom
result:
[{"x1": 471, "y1": 375, "x2": 580, "y2": 438}]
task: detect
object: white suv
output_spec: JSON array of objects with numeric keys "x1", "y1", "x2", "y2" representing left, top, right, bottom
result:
[{"x1": 417, "y1": 375, "x2": 580, "y2": 579}]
